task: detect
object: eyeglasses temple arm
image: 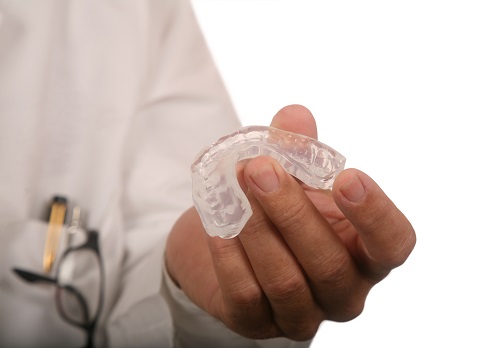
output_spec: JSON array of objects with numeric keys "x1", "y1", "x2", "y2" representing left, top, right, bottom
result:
[{"x1": 12, "y1": 268, "x2": 57, "y2": 284}]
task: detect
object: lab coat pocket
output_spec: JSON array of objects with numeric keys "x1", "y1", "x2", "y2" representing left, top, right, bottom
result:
[{"x1": 0, "y1": 220, "x2": 82, "y2": 348}]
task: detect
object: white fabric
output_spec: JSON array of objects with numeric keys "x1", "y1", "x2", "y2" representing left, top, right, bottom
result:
[
  {"x1": 0, "y1": 0, "x2": 313, "y2": 347},
  {"x1": 162, "y1": 263, "x2": 312, "y2": 348}
]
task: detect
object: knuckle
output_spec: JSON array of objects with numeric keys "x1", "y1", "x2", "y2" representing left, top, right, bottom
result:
[
  {"x1": 357, "y1": 197, "x2": 417, "y2": 271},
  {"x1": 265, "y1": 270, "x2": 307, "y2": 302},
  {"x1": 221, "y1": 296, "x2": 281, "y2": 340},
  {"x1": 314, "y1": 251, "x2": 353, "y2": 287},
  {"x1": 331, "y1": 299, "x2": 365, "y2": 322},
  {"x1": 324, "y1": 293, "x2": 366, "y2": 323},
  {"x1": 222, "y1": 287, "x2": 267, "y2": 333},
  {"x1": 283, "y1": 318, "x2": 322, "y2": 341},
  {"x1": 343, "y1": 298, "x2": 365, "y2": 321},
  {"x1": 273, "y1": 198, "x2": 309, "y2": 231},
  {"x1": 226, "y1": 283, "x2": 263, "y2": 308}
]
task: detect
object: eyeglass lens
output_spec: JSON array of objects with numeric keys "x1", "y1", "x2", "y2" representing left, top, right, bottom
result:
[{"x1": 57, "y1": 248, "x2": 102, "y2": 325}]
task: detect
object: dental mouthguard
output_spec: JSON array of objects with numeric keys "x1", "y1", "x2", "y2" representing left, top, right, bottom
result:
[{"x1": 191, "y1": 126, "x2": 346, "y2": 239}]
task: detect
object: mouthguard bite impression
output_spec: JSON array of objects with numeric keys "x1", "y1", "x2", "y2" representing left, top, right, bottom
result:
[{"x1": 191, "y1": 126, "x2": 346, "y2": 238}]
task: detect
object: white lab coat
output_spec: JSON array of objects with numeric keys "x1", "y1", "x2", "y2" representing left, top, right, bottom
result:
[{"x1": 0, "y1": 1, "x2": 312, "y2": 347}]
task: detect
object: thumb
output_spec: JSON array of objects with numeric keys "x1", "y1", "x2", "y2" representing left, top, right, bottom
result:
[{"x1": 270, "y1": 104, "x2": 318, "y2": 139}]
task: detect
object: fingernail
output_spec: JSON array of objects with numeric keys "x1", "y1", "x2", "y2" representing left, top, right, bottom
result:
[
  {"x1": 251, "y1": 164, "x2": 280, "y2": 193},
  {"x1": 340, "y1": 175, "x2": 366, "y2": 203}
]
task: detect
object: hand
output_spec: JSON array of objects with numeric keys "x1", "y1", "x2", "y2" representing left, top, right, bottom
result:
[{"x1": 166, "y1": 104, "x2": 416, "y2": 341}]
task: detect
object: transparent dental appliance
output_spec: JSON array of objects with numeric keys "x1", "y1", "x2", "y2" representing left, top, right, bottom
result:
[{"x1": 191, "y1": 126, "x2": 346, "y2": 239}]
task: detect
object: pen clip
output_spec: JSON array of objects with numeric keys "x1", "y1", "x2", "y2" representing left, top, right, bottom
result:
[{"x1": 67, "y1": 205, "x2": 82, "y2": 247}]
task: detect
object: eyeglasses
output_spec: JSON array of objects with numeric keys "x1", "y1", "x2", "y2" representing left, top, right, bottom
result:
[{"x1": 13, "y1": 230, "x2": 104, "y2": 348}]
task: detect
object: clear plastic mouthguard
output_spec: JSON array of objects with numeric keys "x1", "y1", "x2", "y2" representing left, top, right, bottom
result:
[{"x1": 191, "y1": 126, "x2": 346, "y2": 239}]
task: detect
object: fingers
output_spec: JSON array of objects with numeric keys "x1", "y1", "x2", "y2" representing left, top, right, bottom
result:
[
  {"x1": 269, "y1": 105, "x2": 369, "y2": 316},
  {"x1": 206, "y1": 105, "x2": 327, "y2": 339},
  {"x1": 243, "y1": 156, "x2": 367, "y2": 322},
  {"x1": 209, "y1": 162, "x2": 325, "y2": 339},
  {"x1": 207, "y1": 235, "x2": 280, "y2": 339},
  {"x1": 237, "y1": 188, "x2": 325, "y2": 339},
  {"x1": 332, "y1": 168, "x2": 417, "y2": 277},
  {"x1": 272, "y1": 105, "x2": 416, "y2": 277},
  {"x1": 205, "y1": 104, "x2": 416, "y2": 339},
  {"x1": 168, "y1": 208, "x2": 278, "y2": 339}
]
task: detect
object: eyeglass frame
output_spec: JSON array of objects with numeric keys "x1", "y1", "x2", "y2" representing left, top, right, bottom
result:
[{"x1": 13, "y1": 230, "x2": 104, "y2": 348}]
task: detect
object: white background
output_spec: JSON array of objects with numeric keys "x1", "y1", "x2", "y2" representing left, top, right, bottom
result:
[{"x1": 191, "y1": 1, "x2": 500, "y2": 347}]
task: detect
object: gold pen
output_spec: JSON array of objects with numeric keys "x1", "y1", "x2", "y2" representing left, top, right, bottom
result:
[{"x1": 42, "y1": 196, "x2": 67, "y2": 273}]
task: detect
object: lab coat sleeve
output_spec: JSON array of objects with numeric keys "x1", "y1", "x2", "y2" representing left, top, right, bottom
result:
[{"x1": 162, "y1": 261, "x2": 312, "y2": 348}]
